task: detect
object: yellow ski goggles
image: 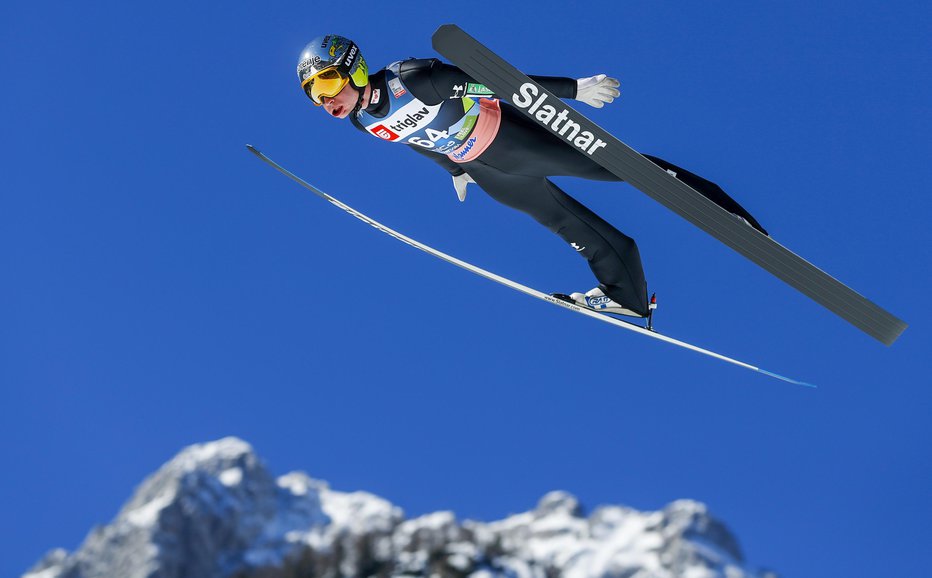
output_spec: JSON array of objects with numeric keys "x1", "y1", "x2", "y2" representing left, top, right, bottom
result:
[{"x1": 302, "y1": 68, "x2": 350, "y2": 105}]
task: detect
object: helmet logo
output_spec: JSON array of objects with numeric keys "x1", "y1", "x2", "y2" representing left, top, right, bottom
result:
[
  {"x1": 342, "y1": 45, "x2": 357, "y2": 68},
  {"x1": 297, "y1": 57, "x2": 318, "y2": 71},
  {"x1": 296, "y1": 56, "x2": 322, "y2": 81}
]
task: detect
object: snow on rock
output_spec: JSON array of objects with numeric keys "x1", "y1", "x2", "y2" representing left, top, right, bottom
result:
[
  {"x1": 23, "y1": 438, "x2": 330, "y2": 578},
  {"x1": 321, "y1": 486, "x2": 404, "y2": 535},
  {"x1": 23, "y1": 438, "x2": 778, "y2": 578}
]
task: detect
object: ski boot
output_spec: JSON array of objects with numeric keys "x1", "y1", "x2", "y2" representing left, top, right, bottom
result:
[
  {"x1": 552, "y1": 287, "x2": 644, "y2": 318},
  {"x1": 552, "y1": 289, "x2": 658, "y2": 330}
]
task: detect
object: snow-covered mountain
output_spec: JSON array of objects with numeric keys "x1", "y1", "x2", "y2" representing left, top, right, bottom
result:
[{"x1": 24, "y1": 438, "x2": 777, "y2": 578}]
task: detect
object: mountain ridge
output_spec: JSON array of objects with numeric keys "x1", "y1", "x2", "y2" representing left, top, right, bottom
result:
[{"x1": 24, "y1": 438, "x2": 776, "y2": 578}]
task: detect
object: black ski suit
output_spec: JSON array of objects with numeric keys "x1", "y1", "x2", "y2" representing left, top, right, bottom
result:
[{"x1": 350, "y1": 59, "x2": 764, "y2": 316}]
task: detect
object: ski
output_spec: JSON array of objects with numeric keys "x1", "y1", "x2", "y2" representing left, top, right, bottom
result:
[
  {"x1": 247, "y1": 144, "x2": 814, "y2": 388},
  {"x1": 431, "y1": 24, "x2": 907, "y2": 346}
]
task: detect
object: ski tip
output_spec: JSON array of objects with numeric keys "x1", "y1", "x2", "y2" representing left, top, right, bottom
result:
[
  {"x1": 758, "y1": 368, "x2": 817, "y2": 389},
  {"x1": 432, "y1": 24, "x2": 466, "y2": 48},
  {"x1": 433, "y1": 23, "x2": 462, "y2": 36}
]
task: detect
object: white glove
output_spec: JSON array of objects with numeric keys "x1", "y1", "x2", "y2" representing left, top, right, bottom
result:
[
  {"x1": 575, "y1": 74, "x2": 620, "y2": 108},
  {"x1": 452, "y1": 172, "x2": 474, "y2": 202}
]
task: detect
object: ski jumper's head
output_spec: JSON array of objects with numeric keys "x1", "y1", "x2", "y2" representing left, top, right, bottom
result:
[{"x1": 297, "y1": 35, "x2": 369, "y2": 118}]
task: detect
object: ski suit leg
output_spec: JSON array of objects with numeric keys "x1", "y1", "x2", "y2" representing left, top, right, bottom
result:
[
  {"x1": 449, "y1": 103, "x2": 763, "y2": 315},
  {"x1": 463, "y1": 162, "x2": 649, "y2": 316},
  {"x1": 479, "y1": 104, "x2": 767, "y2": 234}
]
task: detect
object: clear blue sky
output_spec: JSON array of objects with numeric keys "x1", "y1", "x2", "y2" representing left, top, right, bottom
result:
[{"x1": 2, "y1": 1, "x2": 929, "y2": 577}]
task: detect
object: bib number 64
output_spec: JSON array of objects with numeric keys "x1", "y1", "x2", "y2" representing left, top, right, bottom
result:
[{"x1": 408, "y1": 128, "x2": 450, "y2": 149}]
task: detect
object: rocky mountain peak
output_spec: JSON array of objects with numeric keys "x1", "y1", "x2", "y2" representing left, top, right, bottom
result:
[{"x1": 25, "y1": 438, "x2": 776, "y2": 578}]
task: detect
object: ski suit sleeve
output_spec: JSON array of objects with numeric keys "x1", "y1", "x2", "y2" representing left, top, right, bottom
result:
[{"x1": 399, "y1": 58, "x2": 577, "y2": 104}]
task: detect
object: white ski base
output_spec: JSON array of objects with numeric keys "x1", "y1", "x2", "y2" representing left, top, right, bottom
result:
[{"x1": 247, "y1": 144, "x2": 814, "y2": 388}]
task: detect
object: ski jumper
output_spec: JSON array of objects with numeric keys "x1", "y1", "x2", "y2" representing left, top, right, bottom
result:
[{"x1": 351, "y1": 59, "x2": 764, "y2": 317}]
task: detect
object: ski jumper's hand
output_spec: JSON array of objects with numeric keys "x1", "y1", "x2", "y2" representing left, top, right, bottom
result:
[
  {"x1": 452, "y1": 172, "x2": 475, "y2": 202},
  {"x1": 575, "y1": 75, "x2": 620, "y2": 108}
]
